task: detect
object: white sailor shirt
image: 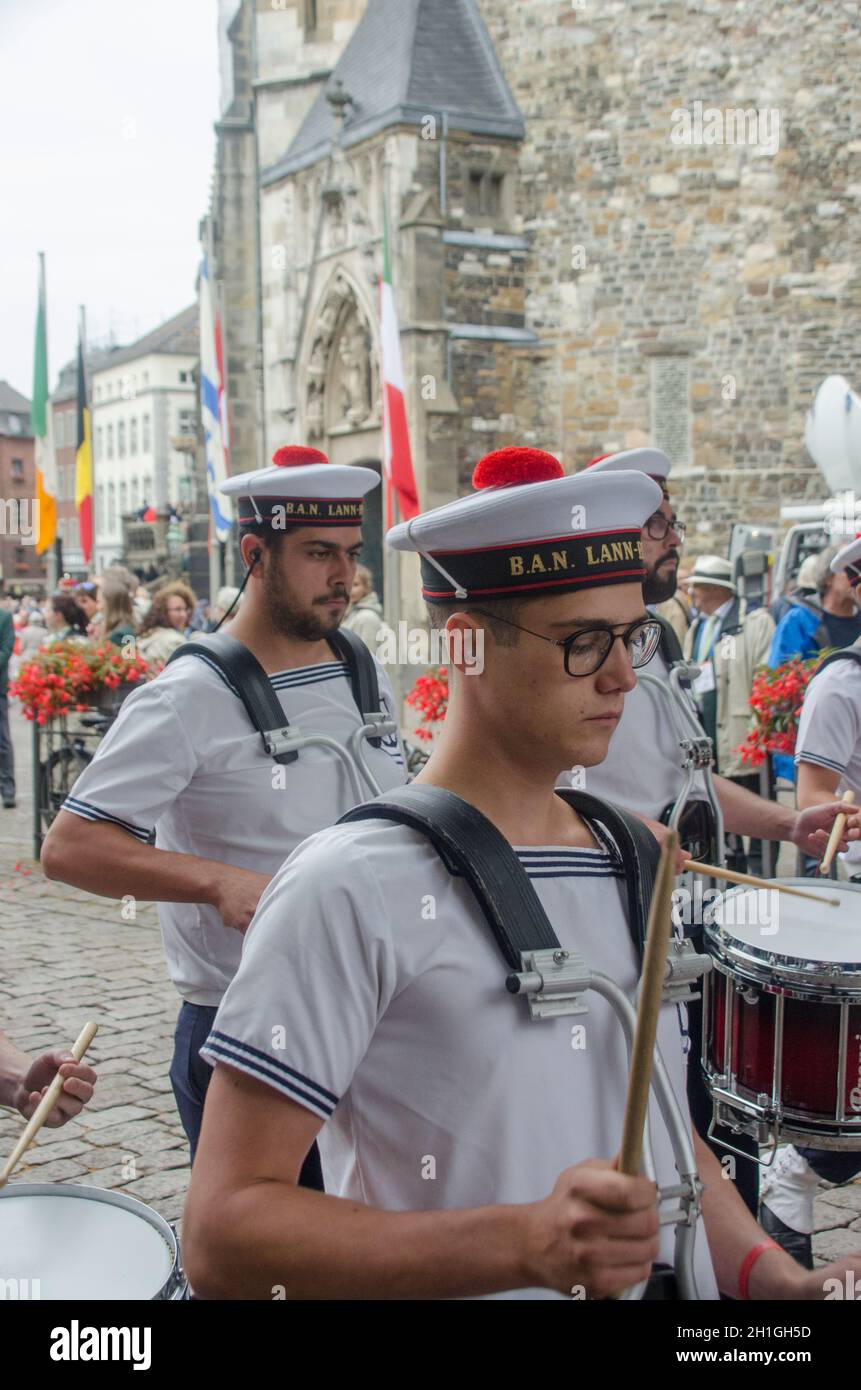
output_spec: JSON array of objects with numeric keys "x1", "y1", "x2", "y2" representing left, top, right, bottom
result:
[
  {"x1": 61, "y1": 654, "x2": 407, "y2": 1005},
  {"x1": 203, "y1": 817, "x2": 719, "y2": 1300},
  {"x1": 795, "y1": 654, "x2": 861, "y2": 866}
]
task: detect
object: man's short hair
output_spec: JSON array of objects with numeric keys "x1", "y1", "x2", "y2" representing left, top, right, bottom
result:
[
  {"x1": 425, "y1": 597, "x2": 524, "y2": 649},
  {"x1": 238, "y1": 520, "x2": 300, "y2": 554}
]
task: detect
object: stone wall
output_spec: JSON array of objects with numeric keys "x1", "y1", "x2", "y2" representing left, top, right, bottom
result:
[{"x1": 469, "y1": 0, "x2": 861, "y2": 545}]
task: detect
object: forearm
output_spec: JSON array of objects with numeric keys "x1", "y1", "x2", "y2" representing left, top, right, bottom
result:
[
  {"x1": 185, "y1": 1182, "x2": 531, "y2": 1301},
  {"x1": 695, "y1": 1136, "x2": 800, "y2": 1299},
  {"x1": 41, "y1": 811, "x2": 227, "y2": 907},
  {"x1": 715, "y1": 774, "x2": 794, "y2": 841},
  {"x1": 0, "y1": 1033, "x2": 28, "y2": 1108}
]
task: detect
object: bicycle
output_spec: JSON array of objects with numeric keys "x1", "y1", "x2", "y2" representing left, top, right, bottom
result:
[{"x1": 35, "y1": 711, "x2": 116, "y2": 848}]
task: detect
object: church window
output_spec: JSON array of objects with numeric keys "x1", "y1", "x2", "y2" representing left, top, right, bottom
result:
[{"x1": 467, "y1": 169, "x2": 505, "y2": 220}]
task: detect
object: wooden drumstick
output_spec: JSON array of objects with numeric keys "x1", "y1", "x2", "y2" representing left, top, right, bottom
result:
[
  {"x1": 0, "y1": 1020, "x2": 98, "y2": 1189},
  {"x1": 683, "y1": 860, "x2": 840, "y2": 908},
  {"x1": 619, "y1": 831, "x2": 678, "y2": 1178},
  {"x1": 819, "y1": 789, "x2": 856, "y2": 877},
  {"x1": 611, "y1": 834, "x2": 678, "y2": 1299}
]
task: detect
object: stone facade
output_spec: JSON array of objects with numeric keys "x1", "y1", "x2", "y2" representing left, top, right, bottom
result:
[
  {"x1": 212, "y1": 0, "x2": 861, "y2": 608},
  {"x1": 473, "y1": 0, "x2": 861, "y2": 540}
]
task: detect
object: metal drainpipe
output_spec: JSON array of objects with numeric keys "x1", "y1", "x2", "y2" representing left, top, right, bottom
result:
[{"x1": 250, "y1": 3, "x2": 266, "y2": 471}]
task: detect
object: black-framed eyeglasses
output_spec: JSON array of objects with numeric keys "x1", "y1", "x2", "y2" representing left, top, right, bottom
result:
[
  {"x1": 645, "y1": 512, "x2": 686, "y2": 542},
  {"x1": 471, "y1": 610, "x2": 663, "y2": 677}
]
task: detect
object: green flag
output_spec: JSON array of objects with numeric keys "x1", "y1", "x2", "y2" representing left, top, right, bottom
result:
[{"x1": 32, "y1": 259, "x2": 48, "y2": 438}]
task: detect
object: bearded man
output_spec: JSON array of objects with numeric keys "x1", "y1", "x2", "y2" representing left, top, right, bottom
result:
[{"x1": 41, "y1": 447, "x2": 406, "y2": 1164}]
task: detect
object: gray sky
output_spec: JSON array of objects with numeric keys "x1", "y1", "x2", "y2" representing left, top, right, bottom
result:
[{"x1": 1, "y1": 0, "x2": 221, "y2": 399}]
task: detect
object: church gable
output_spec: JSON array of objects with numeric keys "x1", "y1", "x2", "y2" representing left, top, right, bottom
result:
[{"x1": 261, "y1": 0, "x2": 524, "y2": 185}]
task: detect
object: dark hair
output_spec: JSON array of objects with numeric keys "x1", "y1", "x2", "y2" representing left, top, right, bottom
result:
[
  {"x1": 50, "y1": 592, "x2": 89, "y2": 634},
  {"x1": 237, "y1": 521, "x2": 302, "y2": 564},
  {"x1": 425, "y1": 597, "x2": 525, "y2": 649}
]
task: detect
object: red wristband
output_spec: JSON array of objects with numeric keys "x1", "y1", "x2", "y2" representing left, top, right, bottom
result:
[{"x1": 738, "y1": 1238, "x2": 780, "y2": 1300}]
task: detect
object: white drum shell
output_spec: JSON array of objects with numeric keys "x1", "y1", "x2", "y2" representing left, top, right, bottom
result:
[{"x1": 0, "y1": 1183, "x2": 185, "y2": 1301}]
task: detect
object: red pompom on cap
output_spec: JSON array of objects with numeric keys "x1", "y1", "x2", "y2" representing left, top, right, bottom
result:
[
  {"x1": 472, "y1": 447, "x2": 563, "y2": 490},
  {"x1": 587, "y1": 453, "x2": 612, "y2": 467},
  {"x1": 271, "y1": 445, "x2": 329, "y2": 468}
]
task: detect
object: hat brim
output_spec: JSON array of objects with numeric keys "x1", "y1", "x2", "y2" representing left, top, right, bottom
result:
[{"x1": 684, "y1": 575, "x2": 736, "y2": 591}]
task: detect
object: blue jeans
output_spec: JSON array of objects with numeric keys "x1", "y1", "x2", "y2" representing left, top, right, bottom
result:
[
  {"x1": 796, "y1": 1147, "x2": 861, "y2": 1184},
  {"x1": 169, "y1": 1003, "x2": 219, "y2": 1164},
  {"x1": 169, "y1": 1001, "x2": 324, "y2": 1189},
  {"x1": 0, "y1": 695, "x2": 15, "y2": 803}
]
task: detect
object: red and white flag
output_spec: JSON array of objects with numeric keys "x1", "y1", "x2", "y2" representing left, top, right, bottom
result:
[{"x1": 380, "y1": 208, "x2": 419, "y2": 530}]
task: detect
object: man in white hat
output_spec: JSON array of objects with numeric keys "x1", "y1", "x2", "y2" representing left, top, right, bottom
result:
[
  {"x1": 682, "y1": 556, "x2": 774, "y2": 874},
  {"x1": 759, "y1": 535, "x2": 861, "y2": 1264},
  {"x1": 562, "y1": 448, "x2": 861, "y2": 1216},
  {"x1": 40, "y1": 446, "x2": 407, "y2": 1164},
  {"x1": 182, "y1": 447, "x2": 861, "y2": 1301}
]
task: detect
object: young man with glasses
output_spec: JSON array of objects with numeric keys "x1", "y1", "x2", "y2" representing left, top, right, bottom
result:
[
  {"x1": 183, "y1": 448, "x2": 861, "y2": 1301},
  {"x1": 41, "y1": 448, "x2": 408, "y2": 1166}
]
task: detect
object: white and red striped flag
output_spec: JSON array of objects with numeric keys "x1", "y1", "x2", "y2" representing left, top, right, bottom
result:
[{"x1": 380, "y1": 207, "x2": 419, "y2": 529}]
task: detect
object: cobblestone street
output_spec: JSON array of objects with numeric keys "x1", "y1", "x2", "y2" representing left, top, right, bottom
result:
[
  {"x1": 2, "y1": 700, "x2": 861, "y2": 1270},
  {"x1": 0, "y1": 704, "x2": 189, "y2": 1227}
]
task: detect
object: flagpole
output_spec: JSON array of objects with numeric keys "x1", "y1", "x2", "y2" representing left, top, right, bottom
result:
[
  {"x1": 37, "y1": 253, "x2": 60, "y2": 590},
  {"x1": 79, "y1": 305, "x2": 94, "y2": 574}
]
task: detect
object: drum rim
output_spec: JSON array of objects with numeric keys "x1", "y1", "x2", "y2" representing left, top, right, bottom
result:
[
  {"x1": 705, "y1": 877, "x2": 861, "y2": 992},
  {"x1": 707, "y1": 1090, "x2": 861, "y2": 1150},
  {"x1": 0, "y1": 1181, "x2": 182, "y2": 1300}
]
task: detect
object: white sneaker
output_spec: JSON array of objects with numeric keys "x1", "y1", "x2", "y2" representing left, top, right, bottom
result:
[{"x1": 759, "y1": 1144, "x2": 818, "y2": 1234}]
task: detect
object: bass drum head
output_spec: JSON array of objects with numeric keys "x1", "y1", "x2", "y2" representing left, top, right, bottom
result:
[
  {"x1": 707, "y1": 879, "x2": 861, "y2": 981},
  {"x1": 0, "y1": 1183, "x2": 178, "y2": 1300}
]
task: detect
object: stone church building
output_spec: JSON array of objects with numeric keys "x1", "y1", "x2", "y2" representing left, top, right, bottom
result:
[{"x1": 208, "y1": 0, "x2": 861, "y2": 622}]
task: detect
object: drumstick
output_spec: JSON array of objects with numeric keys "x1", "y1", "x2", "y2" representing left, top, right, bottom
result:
[
  {"x1": 619, "y1": 831, "x2": 678, "y2": 1178},
  {"x1": 819, "y1": 789, "x2": 856, "y2": 877},
  {"x1": 0, "y1": 1021, "x2": 98, "y2": 1189},
  {"x1": 683, "y1": 860, "x2": 839, "y2": 908}
]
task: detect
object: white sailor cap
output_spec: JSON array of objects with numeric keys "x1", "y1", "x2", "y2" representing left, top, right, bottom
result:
[
  {"x1": 830, "y1": 536, "x2": 861, "y2": 588},
  {"x1": 586, "y1": 447, "x2": 672, "y2": 486},
  {"x1": 220, "y1": 446, "x2": 380, "y2": 528},
  {"x1": 387, "y1": 447, "x2": 662, "y2": 603}
]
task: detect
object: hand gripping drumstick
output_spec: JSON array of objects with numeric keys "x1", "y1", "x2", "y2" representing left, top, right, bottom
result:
[
  {"x1": 683, "y1": 860, "x2": 840, "y2": 908},
  {"x1": 0, "y1": 1021, "x2": 98, "y2": 1189},
  {"x1": 819, "y1": 789, "x2": 856, "y2": 877}
]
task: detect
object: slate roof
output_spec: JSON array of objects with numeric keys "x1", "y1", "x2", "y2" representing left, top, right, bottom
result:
[
  {"x1": 0, "y1": 381, "x2": 31, "y2": 414},
  {"x1": 91, "y1": 304, "x2": 198, "y2": 372},
  {"x1": 262, "y1": 0, "x2": 524, "y2": 185}
]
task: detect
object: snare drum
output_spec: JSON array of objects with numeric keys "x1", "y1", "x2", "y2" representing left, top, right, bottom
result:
[
  {"x1": 703, "y1": 879, "x2": 861, "y2": 1153},
  {"x1": 0, "y1": 1183, "x2": 186, "y2": 1300}
]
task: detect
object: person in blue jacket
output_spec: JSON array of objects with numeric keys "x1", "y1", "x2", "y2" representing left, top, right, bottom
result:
[{"x1": 769, "y1": 544, "x2": 861, "y2": 781}]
